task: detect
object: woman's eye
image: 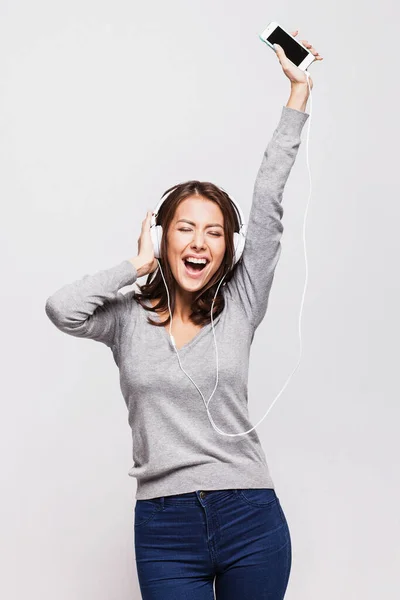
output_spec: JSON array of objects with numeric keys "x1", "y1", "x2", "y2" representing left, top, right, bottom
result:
[{"x1": 178, "y1": 228, "x2": 221, "y2": 237}]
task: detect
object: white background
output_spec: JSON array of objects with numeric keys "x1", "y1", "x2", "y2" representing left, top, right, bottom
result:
[{"x1": 1, "y1": 1, "x2": 399, "y2": 598}]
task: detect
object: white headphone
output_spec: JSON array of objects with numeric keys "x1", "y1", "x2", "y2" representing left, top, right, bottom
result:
[
  {"x1": 147, "y1": 186, "x2": 252, "y2": 437},
  {"x1": 147, "y1": 70, "x2": 312, "y2": 437},
  {"x1": 149, "y1": 186, "x2": 247, "y2": 270}
]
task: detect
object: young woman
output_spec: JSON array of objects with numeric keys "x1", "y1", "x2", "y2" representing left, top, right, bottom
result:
[{"x1": 45, "y1": 31, "x2": 322, "y2": 600}]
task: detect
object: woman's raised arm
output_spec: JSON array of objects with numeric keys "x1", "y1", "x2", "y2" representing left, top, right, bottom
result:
[
  {"x1": 224, "y1": 103, "x2": 309, "y2": 331},
  {"x1": 224, "y1": 30, "x2": 321, "y2": 330}
]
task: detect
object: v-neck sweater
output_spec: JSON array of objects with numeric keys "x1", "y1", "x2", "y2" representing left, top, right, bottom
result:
[{"x1": 45, "y1": 105, "x2": 309, "y2": 500}]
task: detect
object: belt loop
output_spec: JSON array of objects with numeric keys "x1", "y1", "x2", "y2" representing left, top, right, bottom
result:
[{"x1": 159, "y1": 496, "x2": 165, "y2": 509}]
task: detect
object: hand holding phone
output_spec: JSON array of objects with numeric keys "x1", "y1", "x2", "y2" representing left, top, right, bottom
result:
[{"x1": 259, "y1": 23, "x2": 323, "y2": 88}]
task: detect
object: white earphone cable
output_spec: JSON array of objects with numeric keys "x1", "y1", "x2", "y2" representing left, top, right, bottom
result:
[{"x1": 156, "y1": 71, "x2": 312, "y2": 436}]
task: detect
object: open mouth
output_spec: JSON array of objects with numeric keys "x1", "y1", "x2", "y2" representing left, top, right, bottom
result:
[{"x1": 182, "y1": 258, "x2": 209, "y2": 277}]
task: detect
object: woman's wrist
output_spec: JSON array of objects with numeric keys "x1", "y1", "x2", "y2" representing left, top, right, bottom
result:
[
  {"x1": 286, "y1": 84, "x2": 309, "y2": 112},
  {"x1": 129, "y1": 256, "x2": 147, "y2": 277}
]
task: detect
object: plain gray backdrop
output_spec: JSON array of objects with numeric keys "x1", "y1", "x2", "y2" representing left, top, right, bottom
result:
[{"x1": 1, "y1": 1, "x2": 399, "y2": 599}]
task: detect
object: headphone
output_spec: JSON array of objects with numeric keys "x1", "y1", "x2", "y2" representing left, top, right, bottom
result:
[
  {"x1": 146, "y1": 70, "x2": 312, "y2": 437},
  {"x1": 149, "y1": 186, "x2": 247, "y2": 270}
]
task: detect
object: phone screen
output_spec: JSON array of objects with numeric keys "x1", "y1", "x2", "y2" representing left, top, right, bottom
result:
[{"x1": 267, "y1": 26, "x2": 309, "y2": 66}]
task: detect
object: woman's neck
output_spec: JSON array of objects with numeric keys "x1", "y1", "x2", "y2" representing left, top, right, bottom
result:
[{"x1": 150, "y1": 290, "x2": 194, "y2": 323}]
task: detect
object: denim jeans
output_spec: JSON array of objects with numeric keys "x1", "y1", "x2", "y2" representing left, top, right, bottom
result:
[{"x1": 134, "y1": 488, "x2": 291, "y2": 599}]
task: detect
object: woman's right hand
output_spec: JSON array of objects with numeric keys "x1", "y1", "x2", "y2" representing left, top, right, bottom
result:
[{"x1": 129, "y1": 211, "x2": 159, "y2": 277}]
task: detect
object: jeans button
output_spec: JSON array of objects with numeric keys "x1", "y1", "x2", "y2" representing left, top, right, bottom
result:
[{"x1": 200, "y1": 491, "x2": 206, "y2": 499}]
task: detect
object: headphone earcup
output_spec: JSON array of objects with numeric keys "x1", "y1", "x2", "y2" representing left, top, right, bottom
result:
[
  {"x1": 232, "y1": 231, "x2": 246, "y2": 268},
  {"x1": 150, "y1": 225, "x2": 163, "y2": 259}
]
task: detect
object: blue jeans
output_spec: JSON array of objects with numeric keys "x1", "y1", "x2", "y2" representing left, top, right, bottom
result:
[{"x1": 134, "y1": 488, "x2": 291, "y2": 599}]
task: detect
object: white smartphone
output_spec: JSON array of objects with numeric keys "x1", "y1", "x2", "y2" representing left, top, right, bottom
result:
[{"x1": 259, "y1": 22, "x2": 315, "y2": 71}]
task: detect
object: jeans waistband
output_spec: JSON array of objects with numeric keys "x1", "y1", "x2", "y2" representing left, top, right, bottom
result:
[{"x1": 144, "y1": 489, "x2": 241, "y2": 508}]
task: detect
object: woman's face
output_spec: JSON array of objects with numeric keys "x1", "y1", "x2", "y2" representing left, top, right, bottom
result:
[{"x1": 166, "y1": 196, "x2": 226, "y2": 294}]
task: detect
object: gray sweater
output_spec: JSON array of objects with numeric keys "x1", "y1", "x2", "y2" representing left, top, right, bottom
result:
[{"x1": 45, "y1": 105, "x2": 309, "y2": 500}]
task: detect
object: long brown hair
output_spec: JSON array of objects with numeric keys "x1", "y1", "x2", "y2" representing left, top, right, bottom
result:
[{"x1": 134, "y1": 180, "x2": 242, "y2": 328}]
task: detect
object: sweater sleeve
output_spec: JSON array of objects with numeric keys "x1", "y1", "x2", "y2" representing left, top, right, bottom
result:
[
  {"x1": 45, "y1": 259, "x2": 138, "y2": 347},
  {"x1": 225, "y1": 105, "x2": 310, "y2": 331}
]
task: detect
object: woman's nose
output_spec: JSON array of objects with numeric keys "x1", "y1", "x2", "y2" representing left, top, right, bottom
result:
[{"x1": 191, "y1": 232, "x2": 206, "y2": 249}]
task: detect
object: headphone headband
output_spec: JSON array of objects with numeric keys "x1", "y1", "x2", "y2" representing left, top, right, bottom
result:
[{"x1": 152, "y1": 185, "x2": 245, "y2": 229}]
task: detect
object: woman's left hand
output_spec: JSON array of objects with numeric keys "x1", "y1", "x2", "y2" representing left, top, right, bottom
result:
[{"x1": 274, "y1": 30, "x2": 323, "y2": 90}]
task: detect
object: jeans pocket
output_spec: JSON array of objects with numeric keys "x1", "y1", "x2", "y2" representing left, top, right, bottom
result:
[
  {"x1": 134, "y1": 500, "x2": 163, "y2": 528},
  {"x1": 237, "y1": 488, "x2": 278, "y2": 508}
]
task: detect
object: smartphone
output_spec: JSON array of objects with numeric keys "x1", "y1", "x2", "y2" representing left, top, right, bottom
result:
[{"x1": 259, "y1": 22, "x2": 315, "y2": 71}]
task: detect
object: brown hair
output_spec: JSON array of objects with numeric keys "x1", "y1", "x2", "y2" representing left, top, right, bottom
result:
[{"x1": 133, "y1": 180, "x2": 242, "y2": 328}]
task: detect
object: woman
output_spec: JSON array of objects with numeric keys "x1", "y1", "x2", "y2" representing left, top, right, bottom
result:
[{"x1": 45, "y1": 31, "x2": 322, "y2": 600}]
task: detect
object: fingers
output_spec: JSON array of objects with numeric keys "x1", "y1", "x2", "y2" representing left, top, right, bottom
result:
[
  {"x1": 290, "y1": 29, "x2": 324, "y2": 60},
  {"x1": 300, "y1": 38, "x2": 323, "y2": 60},
  {"x1": 142, "y1": 211, "x2": 153, "y2": 229}
]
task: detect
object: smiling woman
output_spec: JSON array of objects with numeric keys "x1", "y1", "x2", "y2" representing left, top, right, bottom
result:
[
  {"x1": 45, "y1": 101, "x2": 310, "y2": 600},
  {"x1": 134, "y1": 181, "x2": 242, "y2": 329}
]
